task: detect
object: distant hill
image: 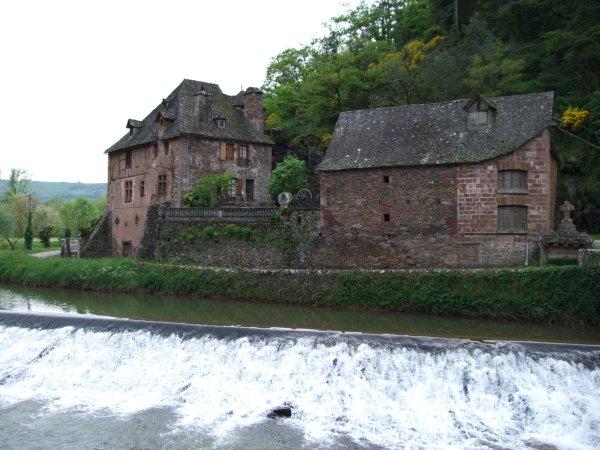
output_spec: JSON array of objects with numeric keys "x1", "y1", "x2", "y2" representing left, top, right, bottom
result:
[{"x1": 0, "y1": 180, "x2": 106, "y2": 202}]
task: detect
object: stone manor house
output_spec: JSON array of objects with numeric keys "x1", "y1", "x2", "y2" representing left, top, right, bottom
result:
[
  {"x1": 104, "y1": 79, "x2": 274, "y2": 256},
  {"x1": 89, "y1": 80, "x2": 556, "y2": 268}
]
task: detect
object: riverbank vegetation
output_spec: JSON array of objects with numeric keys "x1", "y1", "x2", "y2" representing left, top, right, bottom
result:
[{"x1": 0, "y1": 252, "x2": 598, "y2": 324}]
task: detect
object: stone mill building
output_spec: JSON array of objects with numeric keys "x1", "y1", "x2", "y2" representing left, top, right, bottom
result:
[
  {"x1": 317, "y1": 92, "x2": 557, "y2": 267},
  {"x1": 103, "y1": 79, "x2": 274, "y2": 256}
]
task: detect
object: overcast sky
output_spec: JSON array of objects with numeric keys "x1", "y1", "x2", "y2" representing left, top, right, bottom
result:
[{"x1": 0, "y1": 0, "x2": 361, "y2": 183}]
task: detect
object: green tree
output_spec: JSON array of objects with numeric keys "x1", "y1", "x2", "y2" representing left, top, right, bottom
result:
[
  {"x1": 59, "y1": 198, "x2": 99, "y2": 236},
  {"x1": 24, "y1": 210, "x2": 33, "y2": 250},
  {"x1": 0, "y1": 204, "x2": 18, "y2": 250},
  {"x1": 183, "y1": 173, "x2": 234, "y2": 207},
  {"x1": 4, "y1": 169, "x2": 30, "y2": 199},
  {"x1": 267, "y1": 155, "x2": 309, "y2": 199}
]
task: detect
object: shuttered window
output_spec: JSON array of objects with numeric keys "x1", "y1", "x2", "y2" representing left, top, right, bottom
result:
[
  {"x1": 498, "y1": 205, "x2": 527, "y2": 232},
  {"x1": 498, "y1": 170, "x2": 527, "y2": 191},
  {"x1": 226, "y1": 143, "x2": 235, "y2": 160}
]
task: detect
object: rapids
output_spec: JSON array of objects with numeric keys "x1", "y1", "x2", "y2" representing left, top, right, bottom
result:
[{"x1": 0, "y1": 312, "x2": 599, "y2": 449}]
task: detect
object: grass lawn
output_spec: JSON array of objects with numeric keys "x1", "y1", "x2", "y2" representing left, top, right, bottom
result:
[{"x1": 0, "y1": 238, "x2": 60, "y2": 254}]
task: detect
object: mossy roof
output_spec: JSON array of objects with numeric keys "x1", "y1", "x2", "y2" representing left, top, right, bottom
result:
[
  {"x1": 319, "y1": 92, "x2": 554, "y2": 171},
  {"x1": 106, "y1": 79, "x2": 274, "y2": 154}
]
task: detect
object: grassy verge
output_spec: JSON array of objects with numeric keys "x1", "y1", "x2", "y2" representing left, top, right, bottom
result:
[
  {"x1": 0, "y1": 251, "x2": 598, "y2": 323},
  {"x1": 0, "y1": 238, "x2": 60, "y2": 254}
]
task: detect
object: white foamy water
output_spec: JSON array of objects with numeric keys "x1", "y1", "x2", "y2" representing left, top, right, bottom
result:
[{"x1": 0, "y1": 325, "x2": 599, "y2": 449}]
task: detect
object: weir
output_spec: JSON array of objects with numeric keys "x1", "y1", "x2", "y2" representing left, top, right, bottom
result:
[
  {"x1": 1, "y1": 310, "x2": 599, "y2": 449},
  {"x1": 2, "y1": 310, "x2": 600, "y2": 356}
]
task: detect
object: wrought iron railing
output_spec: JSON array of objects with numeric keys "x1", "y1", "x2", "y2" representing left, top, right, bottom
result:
[{"x1": 166, "y1": 207, "x2": 277, "y2": 222}]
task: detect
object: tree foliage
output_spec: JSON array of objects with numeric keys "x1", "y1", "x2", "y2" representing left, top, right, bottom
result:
[
  {"x1": 4, "y1": 169, "x2": 30, "y2": 199},
  {"x1": 0, "y1": 203, "x2": 17, "y2": 250},
  {"x1": 183, "y1": 173, "x2": 235, "y2": 208},
  {"x1": 59, "y1": 198, "x2": 99, "y2": 236},
  {"x1": 263, "y1": 0, "x2": 600, "y2": 231},
  {"x1": 267, "y1": 155, "x2": 309, "y2": 199}
]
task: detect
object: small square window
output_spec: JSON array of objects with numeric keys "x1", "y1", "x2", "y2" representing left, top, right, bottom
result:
[
  {"x1": 383, "y1": 175, "x2": 390, "y2": 183},
  {"x1": 383, "y1": 213, "x2": 391, "y2": 222}
]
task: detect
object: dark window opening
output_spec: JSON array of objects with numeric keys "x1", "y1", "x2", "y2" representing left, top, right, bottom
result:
[
  {"x1": 124, "y1": 180, "x2": 133, "y2": 203},
  {"x1": 245, "y1": 179, "x2": 255, "y2": 202},
  {"x1": 164, "y1": 141, "x2": 169, "y2": 155},
  {"x1": 140, "y1": 180, "x2": 145, "y2": 197},
  {"x1": 217, "y1": 119, "x2": 226, "y2": 128},
  {"x1": 125, "y1": 151, "x2": 132, "y2": 169},
  {"x1": 383, "y1": 213, "x2": 391, "y2": 222},
  {"x1": 158, "y1": 174, "x2": 167, "y2": 194},
  {"x1": 383, "y1": 175, "x2": 390, "y2": 183},
  {"x1": 152, "y1": 144, "x2": 158, "y2": 158},
  {"x1": 297, "y1": 216, "x2": 302, "y2": 225},
  {"x1": 498, "y1": 205, "x2": 527, "y2": 233},
  {"x1": 498, "y1": 170, "x2": 527, "y2": 191},
  {"x1": 135, "y1": 215, "x2": 139, "y2": 226},
  {"x1": 122, "y1": 241, "x2": 132, "y2": 257}
]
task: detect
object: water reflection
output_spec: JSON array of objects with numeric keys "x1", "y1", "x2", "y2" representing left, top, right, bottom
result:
[{"x1": 1, "y1": 283, "x2": 599, "y2": 344}]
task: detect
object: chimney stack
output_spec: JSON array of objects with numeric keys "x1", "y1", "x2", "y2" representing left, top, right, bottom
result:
[{"x1": 243, "y1": 87, "x2": 264, "y2": 133}]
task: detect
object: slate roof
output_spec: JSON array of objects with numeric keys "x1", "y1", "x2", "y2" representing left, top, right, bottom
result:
[
  {"x1": 319, "y1": 92, "x2": 554, "y2": 171},
  {"x1": 106, "y1": 79, "x2": 273, "y2": 153}
]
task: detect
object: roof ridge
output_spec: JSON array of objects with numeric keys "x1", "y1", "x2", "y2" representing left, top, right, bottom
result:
[{"x1": 341, "y1": 91, "x2": 555, "y2": 116}]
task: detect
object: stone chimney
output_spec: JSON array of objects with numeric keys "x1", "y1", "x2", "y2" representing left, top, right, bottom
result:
[{"x1": 243, "y1": 87, "x2": 264, "y2": 133}]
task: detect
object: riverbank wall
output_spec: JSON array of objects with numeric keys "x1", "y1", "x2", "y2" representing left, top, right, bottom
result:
[{"x1": 1, "y1": 252, "x2": 599, "y2": 324}]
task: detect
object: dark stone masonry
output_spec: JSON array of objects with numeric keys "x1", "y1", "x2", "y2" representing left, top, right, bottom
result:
[{"x1": 84, "y1": 89, "x2": 590, "y2": 269}]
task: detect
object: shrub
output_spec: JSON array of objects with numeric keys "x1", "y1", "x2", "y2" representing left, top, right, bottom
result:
[
  {"x1": 223, "y1": 224, "x2": 253, "y2": 240},
  {"x1": 201, "y1": 226, "x2": 220, "y2": 242},
  {"x1": 38, "y1": 226, "x2": 53, "y2": 248},
  {"x1": 267, "y1": 155, "x2": 308, "y2": 200},
  {"x1": 184, "y1": 173, "x2": 234, "y2": 207}
]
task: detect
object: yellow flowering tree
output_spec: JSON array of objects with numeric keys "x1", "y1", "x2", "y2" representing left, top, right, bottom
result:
[{"x1": 561, "y1": 107, "x2": 590, "y2": 132}]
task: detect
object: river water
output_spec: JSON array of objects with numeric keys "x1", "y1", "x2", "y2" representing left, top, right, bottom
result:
[{"x1": 0, "y1": 284, "x2": 599, "y2": 449}]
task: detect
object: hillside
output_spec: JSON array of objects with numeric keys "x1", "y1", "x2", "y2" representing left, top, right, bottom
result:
[{"x1": 0, "y1": 180, "x2": 106, "y2": 202}]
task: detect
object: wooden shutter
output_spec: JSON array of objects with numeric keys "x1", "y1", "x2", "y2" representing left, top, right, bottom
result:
[
  {"x1": 236, "y1": 178, "x2": 243, "y2": 197},
  {"x1": 219, "y1": 142, "x2": 226, "y2": 160}
]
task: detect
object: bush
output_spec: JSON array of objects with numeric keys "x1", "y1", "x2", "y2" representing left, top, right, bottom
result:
[
  {"x1": 545, "y1": 258, "x2": 578, "y2": 266},
  {"x1": 184, "y1": 173, "x2": 234, "y2": 207},
  {"x1": 223, "y1": 224, "x2": 253, "y2": 240},
  {"x1": 267, "y1": 155, "x2": 308, "y2": 200},
  {"x1": 38, "y1": 226, "x2": 53, "y2": 248}
]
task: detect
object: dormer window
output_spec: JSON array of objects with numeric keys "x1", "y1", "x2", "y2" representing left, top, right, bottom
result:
[
  {"x1": 468, "y1": 108, "x2": 489, "y2": 126},
  {"x1": 464, "y1": 94, "x2": 496, "y2": 128},
  {"x1": 215, "y1": 118, "x2": 226, "y2": 129}
]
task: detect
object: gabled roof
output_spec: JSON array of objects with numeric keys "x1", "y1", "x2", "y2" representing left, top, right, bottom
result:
[
  {"x1": 319, "y1": 92, "x2": 554, "y2": 171},
  {"x1": 106, "y1": 79, "x2": 273, "y2": 153}
]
